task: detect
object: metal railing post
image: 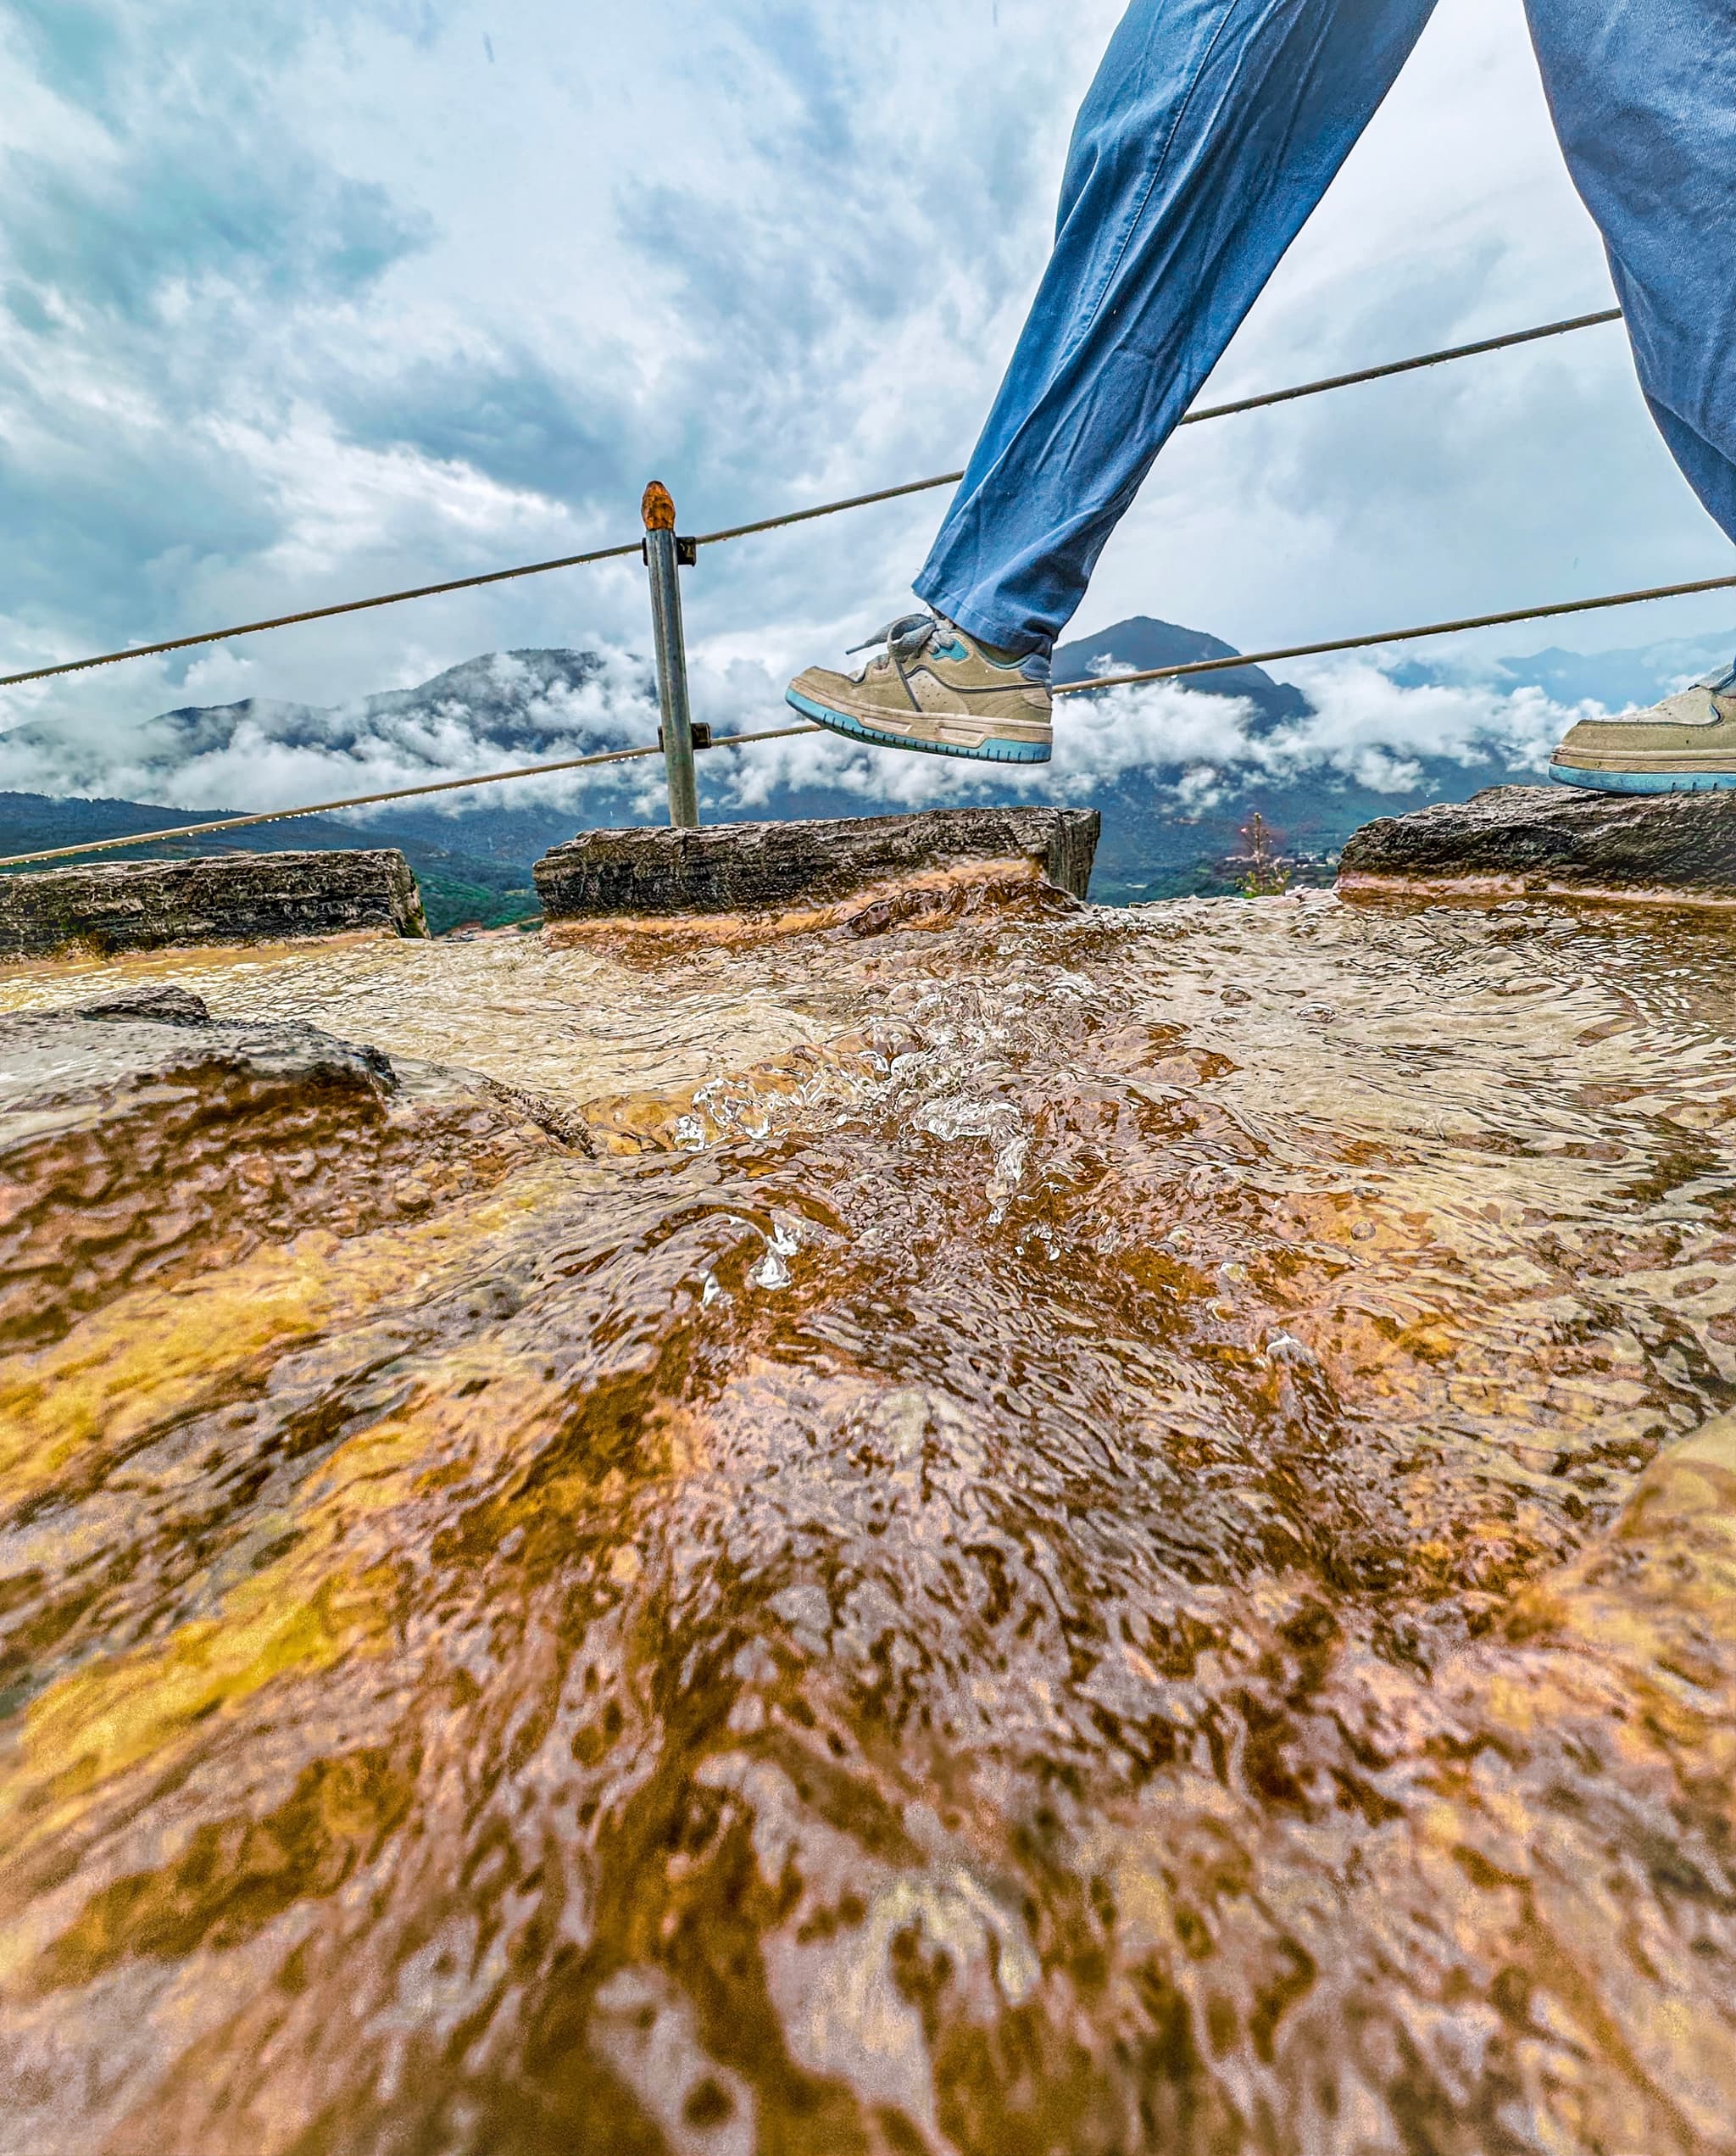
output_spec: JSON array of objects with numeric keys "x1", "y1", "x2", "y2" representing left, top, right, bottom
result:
[{"x1": 642, "y1": 481, "x2": 700, "y2": 830}]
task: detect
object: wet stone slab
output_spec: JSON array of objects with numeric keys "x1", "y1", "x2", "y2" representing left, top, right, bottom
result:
[
  {"x1": 533, "y1": 805, "x2": 1101, "y2": 919},
  {"x1": 0, "y1": 849, "x2": 428, "y2": 961},
  {"x1": 3, "y1": 894, "x2": 1736, "y2": 2151},
  {"x1": 1338, "y1": 783, "x2": 1736, "y2": 905}
]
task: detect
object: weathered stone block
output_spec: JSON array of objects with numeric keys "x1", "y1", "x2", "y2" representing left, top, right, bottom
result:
[
  {"x1": 0, "y1": 849, "x2": 428, "y2": 961},
  {"x1": 533, "y1": 807, "x2": 1100, "y2": 920},
  {"x1": 1338, "y1": 786, "x2": 1736, "y2": 906}
]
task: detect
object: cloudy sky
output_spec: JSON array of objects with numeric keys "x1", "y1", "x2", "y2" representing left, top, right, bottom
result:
[{"x1": 2, "y1": 0, "x2": 1733, "y2": 812}]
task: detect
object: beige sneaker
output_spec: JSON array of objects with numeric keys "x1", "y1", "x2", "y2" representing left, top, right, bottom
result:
[
  {"x1": 787, "y1": 613, "x2": 1053, "y2": 763},
  {"x1": 1550, "y1": 670, "x2": 1736, "y2": 793}
]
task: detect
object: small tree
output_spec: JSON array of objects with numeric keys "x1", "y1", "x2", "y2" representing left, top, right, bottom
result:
[{"x1": 1227, "y1": 811, "x2": 1293, "y2": 896}]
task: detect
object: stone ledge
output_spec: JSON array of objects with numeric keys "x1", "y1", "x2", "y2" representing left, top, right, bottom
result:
[
  {"x1": 0, "y1": 983, "x2": 590, "y2": 1159},
  {"x1": 0, "y1": 849, "x2": 429, "y2": 961},
  {"x1": 1338, "y1": 786, "x2": 1736, "y2": 907},
  {"x1": 0, "y1": 985, "x2": 584, "y2": 1351},
  {"x1": 533, "y1": 807, "x2": 1100, "y2": 921}
]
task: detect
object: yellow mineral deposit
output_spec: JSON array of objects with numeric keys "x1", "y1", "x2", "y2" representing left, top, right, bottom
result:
[{"x1": 0, "y1": 883, "x2": 1733, "y2": 2153}]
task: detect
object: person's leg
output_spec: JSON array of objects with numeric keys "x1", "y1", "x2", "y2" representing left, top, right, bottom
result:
[
  {"x1": 1530, "y1": 0, "x2": 1736, "y2": 792},
  {"x1": 1525, "y1": 0, "x2": 1736, "y2": 549},
  {"x1": 912, "y1": 0, "x2": 1439, "y2": 660}
]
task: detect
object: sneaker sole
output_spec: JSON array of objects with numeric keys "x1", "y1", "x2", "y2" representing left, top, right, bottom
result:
[
  {"x1": 1550, "y1": 761, "x2": 1736, "y2": 794},
  {"x1": 786, "y1": 689, "x2": 1052, "y2": 766}
]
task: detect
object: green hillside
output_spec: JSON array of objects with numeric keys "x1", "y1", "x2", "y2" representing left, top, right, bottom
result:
[{"x1": 0, "y1": 794, "x2": 540, "y2": 938}]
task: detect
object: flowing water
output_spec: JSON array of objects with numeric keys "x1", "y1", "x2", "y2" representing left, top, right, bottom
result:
[{"x1": 1, "y1": 883, "x2": 1733, "y2": 2155}]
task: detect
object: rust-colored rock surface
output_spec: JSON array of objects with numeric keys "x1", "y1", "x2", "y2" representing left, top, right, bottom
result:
[
  {"x1": 0, "y1": 848, "x2": 428, "y2": 960},
  {"x1": 534, "y1": 806, "x2": 1100, "y2": 919},
  {"x1": 3, "y1": 894, "x2": 1736, "y2": 2155}
]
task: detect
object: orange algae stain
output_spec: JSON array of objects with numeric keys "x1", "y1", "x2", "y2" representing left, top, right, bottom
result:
[
  {"x1": 0, "y1": 1240, "x2": 345, "y2": 1501},
  {"x1": 17, "y1": 1743, "x2": 418, "y2": 1998},
  {"x1": 6, "y1": 1557, "x2": 402, "y2": 1852},
  {"x1": 0, "y1": 1162, "x2": 569, "y2": 1511}
]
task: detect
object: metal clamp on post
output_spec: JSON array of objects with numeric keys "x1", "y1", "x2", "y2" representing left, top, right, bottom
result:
[
  {"x1": 641, "y1": 480, "x2": 700, "y2": 830},
  {"x1": 637, "y1": 537, "x2": 698, "y2": 566}
]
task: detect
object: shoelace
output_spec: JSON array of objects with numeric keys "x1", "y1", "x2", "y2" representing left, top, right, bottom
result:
[
  {"x1": 848, "y1": 612, "x2": 945, "y2": 666},
  {"x1": 846, "y1": 612, "x2": 1054, "y2": 685}
]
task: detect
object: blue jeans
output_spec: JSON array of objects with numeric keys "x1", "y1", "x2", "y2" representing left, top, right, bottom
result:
[{"x1": 915, "y1": 0, "x2": 1736, "y2": 658}]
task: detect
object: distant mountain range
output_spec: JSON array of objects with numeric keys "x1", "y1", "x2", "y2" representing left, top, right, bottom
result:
[
  {"x1": 1392, "y1": 629, "x2": 1734, "y2": 708},
  {"x1": 3, "y1": 616, "x2": 1729, "y2": 922}
]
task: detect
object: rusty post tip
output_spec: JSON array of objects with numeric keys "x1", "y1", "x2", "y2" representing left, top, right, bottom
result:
[{"x1": 642, "y1": 482, "x2": 676, "y2": 532}]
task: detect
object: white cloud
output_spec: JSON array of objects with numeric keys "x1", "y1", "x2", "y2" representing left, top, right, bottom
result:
[
  {"x1": 0, "y1": 626, "x2": 1625, "y2": 827},
  {"x1": 684, "y1": 655, "x2": 1596, "y2": 816},
  {"x1": 1271, "y1": 660, "x2": 1575, "y2": 771}
]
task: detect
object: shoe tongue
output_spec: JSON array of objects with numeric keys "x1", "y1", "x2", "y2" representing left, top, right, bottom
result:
[{"x1": 1654, "y1": 683, "x2": 1725, "y2": 726}]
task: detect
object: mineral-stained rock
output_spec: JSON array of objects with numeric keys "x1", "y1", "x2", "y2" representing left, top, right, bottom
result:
[
  {"x1": 1338, "y1": 784, "x2": 1736, "y2": 905},
  {"x1": 533, "y1": 806, "x2": 1101, "y2": 920},
  {"x1": 0, "y1": 849, "x2": 428, "y2": 961}
]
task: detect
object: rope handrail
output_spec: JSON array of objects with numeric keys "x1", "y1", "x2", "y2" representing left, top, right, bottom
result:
[
  {"x1": 0, "y1": 308, "x2": 1622, "y2": 694},
  {"x1": 1047, "y1": 567, "x2": 1736, "y2": 695},
  {"x1": 3, "y1": 560, "x2": 1732, "y2": 875},
  {"x1": 688, "y1": 308, "x2": 1623, "y2": 550},
  {"x1": 0, "y1": 540, "x2": 644, "y2": 695}
]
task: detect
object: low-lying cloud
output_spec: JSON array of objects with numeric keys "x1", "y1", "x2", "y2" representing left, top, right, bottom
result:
[
  {"x1": 702, "y1": 658, "x2": 1587, "y2": 814},
  {"x1": 0, "y1": 640, "x2": 1606, "y2": 833}
]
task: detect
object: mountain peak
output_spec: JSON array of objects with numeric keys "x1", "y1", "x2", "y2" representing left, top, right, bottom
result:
[{"x1": 1053, "y1": 616, "x2": 1311, "y2": 732}]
